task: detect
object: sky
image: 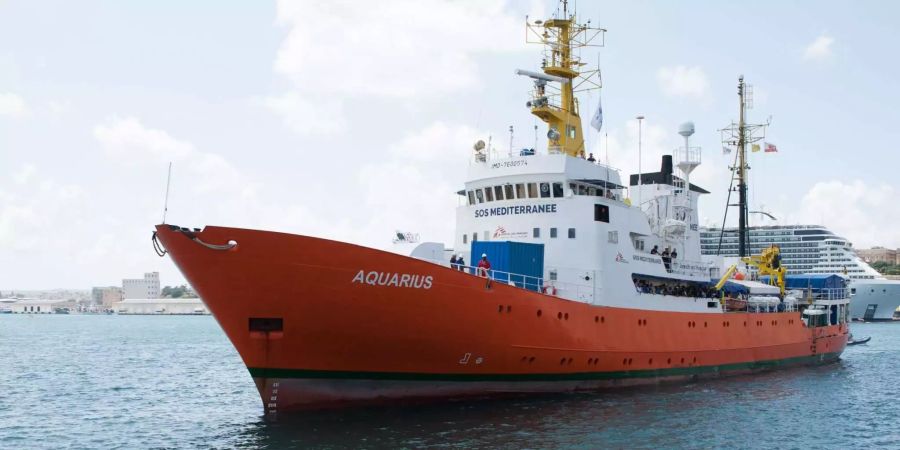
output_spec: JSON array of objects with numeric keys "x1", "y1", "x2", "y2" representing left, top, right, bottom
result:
[{"x1": 2, "y1": 0, "x2": 899, "y2": 289}]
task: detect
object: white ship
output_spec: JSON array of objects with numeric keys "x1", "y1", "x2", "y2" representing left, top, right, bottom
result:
[{"x1": 701, "y1": 225, "x2": 900, "y2": 320}]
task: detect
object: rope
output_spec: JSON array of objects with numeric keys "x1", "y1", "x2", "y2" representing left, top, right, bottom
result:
[{"x1": 151, "y1": 231, "x2": 167, "y2": 257}]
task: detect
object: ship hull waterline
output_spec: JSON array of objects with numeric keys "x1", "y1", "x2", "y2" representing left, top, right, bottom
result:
[{"x1": 154, "y1": 225, "x2": 848, "y2": 412}]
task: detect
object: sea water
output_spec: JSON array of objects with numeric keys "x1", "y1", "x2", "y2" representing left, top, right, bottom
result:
[{"x1": 2, "y1": 315, "x2": 899, "y2": 449}]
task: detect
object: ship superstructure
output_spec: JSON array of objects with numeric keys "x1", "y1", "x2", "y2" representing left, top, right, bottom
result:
[
  {"x1": 153, "y1": 1, "x2": 850, "y2": 412},
  {"x1": 701, "y1": 225, "x2": 900, "y2": 320}
]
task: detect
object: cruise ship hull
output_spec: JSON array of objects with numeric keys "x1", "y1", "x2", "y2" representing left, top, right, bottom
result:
[
  {"x1": 851, "y1": 280, "x2": 900, "y2": 321},
  {"x1": 156, "y1": 225, "x2": 848, "y2": 412}
]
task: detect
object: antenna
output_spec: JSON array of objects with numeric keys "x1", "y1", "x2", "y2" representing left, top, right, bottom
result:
[{"x1": 162, "y1": 162, "x2": 172, "y2": 224}]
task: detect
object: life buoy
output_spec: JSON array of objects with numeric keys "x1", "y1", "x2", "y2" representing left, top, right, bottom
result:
[{"x1": 542, "y1": 285, "x2": 557, "y2": 296}]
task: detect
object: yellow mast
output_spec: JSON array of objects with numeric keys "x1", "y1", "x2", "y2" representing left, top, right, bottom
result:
[{"x1": 523, "y1": 0, "x2": 604, "y2": 157}]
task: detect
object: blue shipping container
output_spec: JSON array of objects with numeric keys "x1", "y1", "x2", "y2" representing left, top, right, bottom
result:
[{"x1": 470, "y1": 241, "x2": 544, "y2": 291}]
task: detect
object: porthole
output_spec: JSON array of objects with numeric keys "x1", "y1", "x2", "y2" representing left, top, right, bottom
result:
[{"x1": 537, "y1": 309, "x2": 542, "y2": 317}]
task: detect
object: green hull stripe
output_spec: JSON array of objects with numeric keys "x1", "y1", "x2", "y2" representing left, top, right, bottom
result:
[{"x1": 248, "y1": 352, "x2": 841, "y2": 382}]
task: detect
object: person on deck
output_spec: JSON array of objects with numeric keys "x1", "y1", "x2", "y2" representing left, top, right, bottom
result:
[
  {"x1": 456, "y1": 255, "x2": 466, "y2": 272},
  {"x1": 450, "y1": 254, "x2": 459, "y2": 270},
  {"x1": 671, "y1": 248, "x2": 678, "y2": 260},
  {"x1": 587, "y1": 153, "x2": 596, "y2": 162},
  {"x1": 477, "y1": 253, "x2": 492, "y2": 278},
  {"x1": 650, "y1": 245, "x2": 659, "y2": 255},
  {"x1": 661, "y1": 248, "x2": 671, "y2": 272}
]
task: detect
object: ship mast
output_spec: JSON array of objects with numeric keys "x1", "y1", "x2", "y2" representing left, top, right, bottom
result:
[
  {"x1": 720, "y1": 75, "x2": 768, "y2": 257},
  {"x1": 521, "y1": 0, "x2": 604, "y2": 157}
]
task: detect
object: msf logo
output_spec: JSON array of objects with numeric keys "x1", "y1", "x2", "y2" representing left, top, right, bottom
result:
[{"x1": 493, "y1": 226, "x2": 507, "y2": 238}]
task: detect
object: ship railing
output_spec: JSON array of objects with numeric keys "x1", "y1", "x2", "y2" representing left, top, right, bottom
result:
[
  {"x1": 790, "y1": 287, "x2": 852, "y2": 303},
  {"x1": 452, "y1": 264, "x2": 594, "y2": 302}
]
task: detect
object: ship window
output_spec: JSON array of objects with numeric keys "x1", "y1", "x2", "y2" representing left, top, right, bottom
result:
[
  {"x1": 578, "y1": 185, "x2": 587, "y2": 195},
  {"x1": 504, "y1": 184, "x2": 514, "y2": 200},
  {"x1": 566, "y1": 125, "x2": 576, "y2": 138},
  {"x1": 467, "y1": 191, "x2": 475, "y2": 205},
  {"x1": 540, "y1": 182, "x2": 551, "y2": 198},
  {"x1": 463, "y1": 234, "x2": 467, "y2": 244},
  {"x1": 568, "y1": 228, "x2": 576, "y2": 239},
  {"x1": 595, "y1": 204, "x2": 610, "y2": 223},
  {"x1": 475, "y1": 189, "x2": 484, "y2": 203},
  {"x1": 549, "y1": 269, "x2": 558, "y2": 281},
  {"x1": 588, "y1": 187, "x2": 596, "y2": 196},
  {"x1": 483, "y1": 231, "x2": 489, "y2": 241},
  {"x1": 550, "y1": 228, "x2": 558, "y2": 238},
  {"x1": 552, "y1": 182, "x2": 564, "y2": 197},
  {"x1": 494, "y1": 186, "x2": 504, "y2": 201},
  {"x1": 472, "y1": 232, "x2": 478, "y2": 242},
  {"x1": 527, "y1": 183, "x2": 538, "y2": 198},
  {"x1": 484, "y1": 187, "x2": 494, "y2": 202},
  {"x1": 634, "y1": 239, "x2": 645, "y2": 251},
  {"x1": 608, "y1": 231, "x2": 618, "y2": 243},
  {"x1": 516, "y1": 183, "x2": 526, "y2": 199},
  {"x1": 533, "y1": 228, "x2": 540, "y2": 238},
  {"x1": 596, "y1": 189, "x2": 604, "y2": 197}
]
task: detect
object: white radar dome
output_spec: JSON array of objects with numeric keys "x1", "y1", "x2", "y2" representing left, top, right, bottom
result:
[{"x1": 678, "y1": 122, "x2": 695, "y2": 137}]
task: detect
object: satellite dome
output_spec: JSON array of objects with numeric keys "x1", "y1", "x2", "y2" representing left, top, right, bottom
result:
[{"x1": 678, "y1": 122, "x2": 695, "y2": 137}]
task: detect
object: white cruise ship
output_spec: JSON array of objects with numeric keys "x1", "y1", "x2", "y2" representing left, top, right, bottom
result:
[{"x1": 700, "y1": 225, "x2": 900, "y2": 320}]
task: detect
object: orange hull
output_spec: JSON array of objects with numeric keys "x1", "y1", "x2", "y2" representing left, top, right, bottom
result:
[{"x1": 155, "y1": 225, "x2": 848, "y2": 412}]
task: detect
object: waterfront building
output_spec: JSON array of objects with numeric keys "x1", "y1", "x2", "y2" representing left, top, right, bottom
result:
[
  {"x1": 11, "y1": 299, "x2": 66, "y2": 314},
  {"x1": 91, "y1": 286, "x2": 124, "y2": 308},
  {"x1": 112, "y1": 298, "x2": 208, "y2": 315},
  {"x1": 856, "y1": 247, "x2": 900, "y2": 265},
  {"x1": 122, "y1": 272, "x2": 160, "y2": 299}
]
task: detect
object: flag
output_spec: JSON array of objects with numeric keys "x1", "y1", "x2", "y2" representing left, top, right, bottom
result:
[
  {"x1": 590, "y1": 92, "x2": 603, "y2": 131},
  {"x1": 751, "y1": 143, "x2": 760, "y2": 152},
  {"x1": 765, "y1": 142, "x2": 778, "y2": 152},
  {"x1": 723, "y1": 146, "x2": 732, "y2": 155}
]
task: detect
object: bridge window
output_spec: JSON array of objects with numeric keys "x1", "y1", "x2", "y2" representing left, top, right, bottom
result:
[
  {"x1": 527, "y1": 183, "x2": 538, "y2": 198},
  {"x1": 515, "y1": 183, "x2": 526, "y2": 199},
  {"x1": 484, "y1": 187, "x2": 494, "y2": 202},
  {"x1": 475, "y1": 189, "x2": 484, "y2": 203},
  {"x1": 578, "y1": 185, "x2": 587, "y2": 195},
  {"x1": 540, "y1": 182, "x2": 551, "y2": 198},
  {"x1": 550, "y1": 228, "x2": 558, "y2": 238},
  {"x1": 467, "y1": 191, "x2": 475, "y2": 205},
  {"x1": 552, "y1": 182, "x2": 564, "y2": 197},
  {"x1": 494, "y1": 186, "x2": 504, "y2": 201},
  {"x1": 504, "y1": 184, "x2": 514, "y2": 200}
]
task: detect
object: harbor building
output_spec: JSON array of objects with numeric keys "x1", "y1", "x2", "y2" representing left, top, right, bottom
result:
[
  {"x1": 856, "y1": 247, "x2": 900, "y2": 265},
  {"x1": 91, "y1": 286, "x2": 124, "y2": 308},
  {"x1": 122, "y1": 272, "x2": 160, "y2": 299},
  {"x1": 10, "y1": 299, "x2": 66, "y2": 314},
  {"x1": 113, "y1": 298, "x2": 208, "y2": 315}
]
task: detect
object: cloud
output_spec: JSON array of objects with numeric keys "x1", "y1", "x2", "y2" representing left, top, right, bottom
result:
[
  {"x1": 656, "y1": 66, "x2": 711, "y2": 100},
  {"x1": 803, "y1": 34, "x2": 834, "y2": 62},
  {"x1": 790, "y1": 180, "x2": 900, "y2": 249},
  {"x1": 94, "y1": 117, "x2": 193, "y2": 163},
  {"x1": 354, "y1": 122, "x2": 479, "y2": 248},
  {"x1": 0, "y1": 92, "x2": 27, "y2": 117},
  {"x1": 266, "y1": 0, "x2": 528, "y2": 134}
]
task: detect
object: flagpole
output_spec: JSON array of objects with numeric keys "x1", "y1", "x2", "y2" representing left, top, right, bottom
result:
[{"x1": 636, "y1": 115, "x2": 645, "y2": 208}]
